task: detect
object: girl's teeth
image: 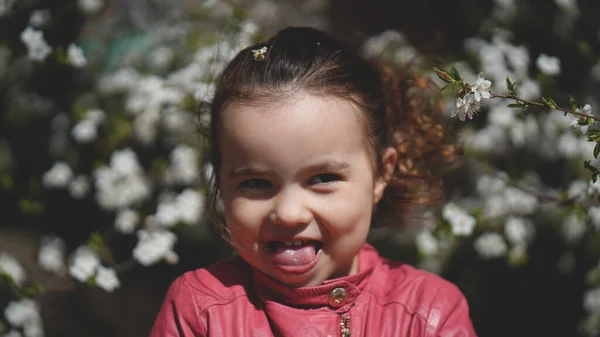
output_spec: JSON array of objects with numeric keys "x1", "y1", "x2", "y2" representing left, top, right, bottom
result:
[{"x1": 282, "y1": 240, "x2": 308, "y2": 247}]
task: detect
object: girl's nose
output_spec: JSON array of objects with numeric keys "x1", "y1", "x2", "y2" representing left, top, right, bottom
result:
[{"x1": 269, "y1": 188, "x2": 312, "y2": 227}]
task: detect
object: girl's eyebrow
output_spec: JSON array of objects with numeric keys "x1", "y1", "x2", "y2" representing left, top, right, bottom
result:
[
  {"x1": 301, "y1": 159, "x2": 351, "y2": 174},
  {"x1": 230, "y1": 166, "x2": 273, "y2": 177},
  {"x1": 229, "y1": 160, "x2": 351, "y2": 178}
]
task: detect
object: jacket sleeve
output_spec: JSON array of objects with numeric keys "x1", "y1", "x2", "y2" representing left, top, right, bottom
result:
[
  {"x1": 425, "y1": 282, "x2": 477, "y2": 337},
  {"x1": 436, "y1": 293, "x2": 477, "y2": 337},
  {"x1": 149, "y1": 276, "x2": 207, "y2": 337}
]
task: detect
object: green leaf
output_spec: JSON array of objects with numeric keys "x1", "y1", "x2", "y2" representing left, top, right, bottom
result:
[
  {"x1": 450, "y1": 67, "x2": 460, "y2": 81},
  {"x1": 508, "y1": 103, "x2": 523, "y2": 108},
  {"x1": 594, "y1": 142, "x2": 600, "y2": 159},
  {"x1": 541, "y1": 97, "x2": 557, "y2": 109},
  {"x1": 19, "y1": 199, "x2": 45, "y2": 214},
  {"x1": 505, "y1": 76, "x2": 518, "y2": 96},
  {"x1": 0, "y1": 173, "x2": 13, "y2": 190},
  {"x1": 433, "y1": 67, "x2": 454, "y2": 84},
  {"x1": 569, "y1": 95, "x2": 577, "y2": 111},
  {"x1": 588, "y1": 130, "x2": 600, "y2": 141}
]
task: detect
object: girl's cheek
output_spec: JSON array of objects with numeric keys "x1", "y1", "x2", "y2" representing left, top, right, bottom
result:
[{"x1": 227, "y1": 198, "x2": 266, "y2": 229}]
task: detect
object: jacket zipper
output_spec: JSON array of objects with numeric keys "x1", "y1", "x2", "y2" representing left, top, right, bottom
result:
[{"x1": 340, "y1": 314, "x2": 350, "y2": 337}]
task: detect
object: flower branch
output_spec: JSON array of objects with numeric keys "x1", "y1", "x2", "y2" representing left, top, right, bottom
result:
[{"x1": 490, "y1": 93, "x2": 600, "y2": 122}]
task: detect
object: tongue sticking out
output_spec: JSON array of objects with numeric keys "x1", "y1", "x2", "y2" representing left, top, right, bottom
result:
[{"x1": 270, "y1": 242, "x2": 319, "y2": 266}]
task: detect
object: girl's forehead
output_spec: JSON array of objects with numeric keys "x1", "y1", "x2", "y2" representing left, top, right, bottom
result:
[
  {"x1": 217, "y1": 93, "x2": 372, "y2": 168},
  {"x1": 221, "y1": 93, "x2": 364, "y2": 133}
]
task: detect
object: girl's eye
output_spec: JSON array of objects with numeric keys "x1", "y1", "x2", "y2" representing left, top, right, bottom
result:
[
  {"x1": 309, "y1": 173, "x2": 341, "y2": 185},
  {"x1": 238, "y1": 179, "x2": 272, "y2": 189}
]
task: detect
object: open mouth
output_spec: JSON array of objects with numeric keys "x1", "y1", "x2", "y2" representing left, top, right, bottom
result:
[
  {"x1": 265, "y1": 240, "x2": 323, "y2": 271},
  {"x1": 266, "y1": 240, "x2": 322, "y2": 253}
]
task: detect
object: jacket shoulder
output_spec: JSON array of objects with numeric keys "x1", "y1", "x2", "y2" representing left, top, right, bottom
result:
[
  {"x1": 149, "y1": 258, "x2": 251, "y2": 336},
  {"x1": 176, "y1": 256, "x2": 252, "y2": 310},
  {"x1": 371, "y1": 259, "x2": 468, "y2": 320}
]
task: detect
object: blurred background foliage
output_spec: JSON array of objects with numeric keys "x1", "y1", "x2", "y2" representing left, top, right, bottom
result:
[{"x1": 1, "y1": 0, "x2": 600, "y2": 336}]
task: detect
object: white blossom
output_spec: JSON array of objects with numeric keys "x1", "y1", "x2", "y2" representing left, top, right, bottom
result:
[
  {"x1": 0, "y1": 253, "x2": 26, "y2": 286},
  {"x1": 133, "y1": 229, "x2": 177, "y2": 266},
  {"x1": 95, "y1": 266, "x2": 120, "y2": 292},
  {"x1": 93, "y1": 149, "x2": 151, "y2": 210},
  {"x1": 4, "y1": 299, "x2": 40, "y2": 328},
  {"x1": 589, "y1": 206, "x2": 600, "y2": 230},
  {"x1": 115, "y1": 209, "x2": 138, "y2": 234},
  {"x1": 470, "y1": 72, "x2": 492, "y2": 102},
  {"x1": 442, "y1": 203, "x2": 476, "y2": 236},
  {"x1": 78, "y1": 0, "x2": 103, "y2": 14},
  {"x1": 453, "y1": 93, "x2": 480, "y2": 121},
  {"x1": 567, "y1": 180, "x2": 589, "y2": 200},
  {"x1": 503, "y1": 187, "x2": 539, "y2": 215},
  {"x1": 488, "y1": 104, "x2": 515, "y2": 128},
  {"x1": 476, "y1": 174, "x2": 506, "y2": 197},
  {"x1": 67, "y1": 43, "x2": 87, "y2": 68},
  {"x1": 110, "y1": 148, "x2": 141, "y2": 176},
  {"x1": 557, "y1": 132, "x2": 582, "y2": 158},
  {"x1": 555, "y1": 0, "x2": 578, "y2": 13},
  {"x1": 518, "y1": 78, "x2": 541, "y2": 100},
  {"x1": 38, "y1": 236, "x2": 66, "y2": 274},
  {"x1": 162, "y1": 107, "x2": 195, "y2": 134},
  {"x1": 464, "y1": 125, "x2": 508, "y2": 153},
  {"x1": 193, "y1": 82, "x2": 216, "y2": 104},
  {"x1": 362, "y1": 30, "x2": 407, "y2": 57},
  {"x1": 0, "y1": 0, "x2": 15, "y2": 17},
  {"x1": 163, "y1": 145, "x2": 200, "y2": 185},
  {"x1": 474, "y1": 232, "x2": 507, "y2": 259},
  {"x1": 68, "y1": 246, "x2": 100, "y2": 282},
  {"x1": 585, "y1": 287, "x2": 600, "y2": 315},
  {"x1": 94, "y1": 166, "x2": 150, "y2": 210},
  {"x1": 504, "y1": 217, "x2": 535, "y2": 245},
  {"x1": 536, "y1": 53, "x2": 561, "y2": 76},
  {"x1": 590, "y1": 179, "x2": 600, "y2": 195},
  {"x1": 150, "y1": 46, "x2": 174, "y2": 71},
  {"x1": 562, "y1": 213, "x2": 586, "y2": 243},
  {"x1": 505, "y1": 44, "x2": 529, "y2": 74},
  {"x1": 71, "y1": 119, "x2": 97, "y2": 143},
  {"x1": 23, "y1": 319, "x2": 44, "y2": 337},
  {"x1": 415, "y1": 229, "x2": 439, "y2": 255},
  {"x1": 19, "y1": 27, "x2": 52, "y2": 62},
  {"x1": 42, "y1": 162, "x2": 73, "y2": 188},
  {"x1": 29, "y1": 10, "x2": 50, "y2": 27},
  {"x1": 2, "y1": 330, "x2": 22, "y2": 337},
  {"x1": 155, "y1": 189, "x2": 204, "y2": 227},
  {"x1": 572, "y1": 104, "x2": 592, "y2": 133},
  {"x1": 510, "y1": 115, "x2": 539, "y2": 147},
  {"x1": 68, "y1": 175, "x2": 90, "y2": 199},
  {"x1": 97, "y1": 67, "x2": 140, "y2": 94}
]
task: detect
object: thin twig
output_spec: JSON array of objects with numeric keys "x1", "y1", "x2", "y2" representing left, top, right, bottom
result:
[
  {"x1": 470, "y1": 158, "x2": 583, "y2": 206},
  {"x1": 491, "y1": 93, "x2": 600, "y2": 122}
]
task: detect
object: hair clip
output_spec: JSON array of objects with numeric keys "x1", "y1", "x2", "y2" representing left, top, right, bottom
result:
[{"x1": 251, "y1": 46, "x2": 268, "y2": 61}]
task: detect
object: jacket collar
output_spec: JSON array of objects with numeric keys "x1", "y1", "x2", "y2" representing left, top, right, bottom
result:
[{"x1": 252, "y1": 243, "x2": 380, "y2": 311}]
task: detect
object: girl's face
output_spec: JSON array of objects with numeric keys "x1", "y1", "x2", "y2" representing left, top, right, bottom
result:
[{"x1": 218, "y1": 93, "x2": 395, "y2": 287}]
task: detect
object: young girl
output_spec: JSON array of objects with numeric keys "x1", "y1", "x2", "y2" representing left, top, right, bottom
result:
[{"x1": 150, "y1": 26, "x2": 477, "y2": 337}]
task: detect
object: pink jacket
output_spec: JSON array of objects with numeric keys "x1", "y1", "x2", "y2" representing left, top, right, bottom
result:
[{"x1": 149, "y1": 244, "x2": 477, "y2": 337}]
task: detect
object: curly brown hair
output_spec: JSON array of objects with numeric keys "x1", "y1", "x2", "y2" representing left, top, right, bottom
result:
[{"x1": 203, "y1": 26, "x2": 457, "y2": 232}]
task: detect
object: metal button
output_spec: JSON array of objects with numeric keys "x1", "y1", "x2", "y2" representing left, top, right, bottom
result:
[{"x1": 328, "y1": 287, "x2": 347, "y2": 307}]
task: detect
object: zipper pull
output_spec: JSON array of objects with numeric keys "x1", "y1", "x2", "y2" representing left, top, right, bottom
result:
[{"x1": 340, "y1": 314, "x2": 350, "y2": 337}]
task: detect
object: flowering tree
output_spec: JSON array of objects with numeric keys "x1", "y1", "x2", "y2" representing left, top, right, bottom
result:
[{"x1": 0, "y1": 0, "x2": 599, "y2": 336}]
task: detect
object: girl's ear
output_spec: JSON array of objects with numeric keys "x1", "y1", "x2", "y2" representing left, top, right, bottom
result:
[{"x1": 373, "y1": 147, "x2": 397, "y2": 204}]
